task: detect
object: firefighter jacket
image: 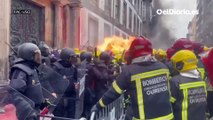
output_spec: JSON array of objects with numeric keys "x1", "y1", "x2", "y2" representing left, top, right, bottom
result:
[
  {"x1": 197, "y1": 59, "x2": 213, "y2": 91},
  {"x1": 170, "y1": 71, "x2": 207, "y2": 120},
  {"x1": 96, "y1": 61, "x2": 174, "y2": 120},
  {"x1": 197, "y1": 59, "x2": 206, "y2": 81}
]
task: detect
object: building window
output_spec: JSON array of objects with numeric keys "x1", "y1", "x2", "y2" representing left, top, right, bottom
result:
[
  {"x1": 136, "y1": 0, "x2": 139, "y2": 11},
  {"x1": 142, "y1": 1, "x2": 146, "y2": 21},
  {"x1": 123, "y1": 1, "x2": 127, "y2": 27},
  {"x1": 134, "y1": 14, "x2": 137, "y2": 33},
  {"x1": 115, "y1": 29, "x2": 120, "y2": 36},
  {"x1": 133, "y1": 0, "x2": 135, "y2": 5},
  {"x1": 140, "y1": 1, "x2": 143, "y2": 16},
  {"x1": 146, "y1": 4, "x2": 151, "y2": 22},
  {"x1": 138, "y1": 21, "x2": 141, "y2": 35},
  {"x1": 88, "y1": 16, "x2": 99, "y2": 46},
  {"x1": 122, "y1": 33, "x2": 127, "y2": 39},
  {"x1": 115, "y1": 0, "x2": 120, "y2": 22},
  {"x1": 105, "y1": 0, "x2": 111, "y2": 16},
  {"x1": 149, "y1": 6, "x2": 152, "y2": 22},
  {"x1": 140, "y1": 22, "x2": 143, "y2": 35},
  {"x1": 104, "y1": 23, "x2": 111, "y2": 38},
  {"x1": 129, "y1": 8, "x2": 132, "y2": 30},
  {"x1": 95, "y1": 0, "x2": 99, "y2": 6}
]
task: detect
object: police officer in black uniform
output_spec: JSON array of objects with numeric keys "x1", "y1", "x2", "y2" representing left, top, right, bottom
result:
[
  {"x1": 9, "y1": 43, "x2": 44, "y2": 120},
  {"x1": 38, "y1": 41, "x2": 51, "y2": 66},
  {"x1": 52, "y1": 48, "x2": 78, "y2": 119}
]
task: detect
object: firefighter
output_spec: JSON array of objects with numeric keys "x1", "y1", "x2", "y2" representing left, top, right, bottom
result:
[
  {"x1": 52, "y1": 48, "x2": 78, "y2": 119},
  {"x1": 168, "y1": 38, "x2": 194, "y2": 77},
  {"x1": 91, "y1": 37, "x2": 174, "y2": 120},
  {"x1": 192, "y1": 42, "x2": 207, "y2": 80},
  {"x1": 9, "y1": 43, "x2": 44, "y2": 120},
  {"x1": 202, "y1": 48, "x2": 213, "y2": 118},
  {"x1": 166, "y1": 47, "x2": 175, "y2": 61},
  {"x1": 170, "y1": 50, "x2": 207, "y2": 120}
]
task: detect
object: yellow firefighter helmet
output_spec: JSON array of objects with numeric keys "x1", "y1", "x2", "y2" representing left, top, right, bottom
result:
[{"x1": 171, "y1": 50, "x2": 198, "y2": 72}]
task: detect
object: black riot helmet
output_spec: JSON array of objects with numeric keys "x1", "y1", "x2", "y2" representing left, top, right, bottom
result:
[
  {"x1": 38, "y1": 41, "x2": 50, "y2": 57},
  {"x1": 99, "y1": 51, "x2": 112, "y2": 64},
  {"x1": 60, "y1": 48, "x2": 77, "y2": 61},
  {"x1": 80, "y1": 52, "x2": 93, "y2": 62},
  {"x1": 18, "y1": 43, "x2": 41, "y2": 64}
]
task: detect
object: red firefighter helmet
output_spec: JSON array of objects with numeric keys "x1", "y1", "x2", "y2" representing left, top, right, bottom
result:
[
  {"x1": 129, "y1": 36, "x2": 153, "y2": 59},
  {"x1": 192, "y1": 41, "x2": 204, "y2": 54},
  {"x1": 172, "y1": 38, "x2": 193, "y2": 52},
  {"x1": 124, "y1": 50, "x2": 131, "y2": 65},
  {"x1": 166, "y1": 47, "x2": 175, "y2": 61},
  {"x1": 202, "y1": 48, "x2": 213, "y2": 86}
]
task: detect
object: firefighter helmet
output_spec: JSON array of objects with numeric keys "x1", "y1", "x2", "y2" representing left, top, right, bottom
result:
[
  {"x1": 192, "y1": 41, "x2": 204, "y2": 55},
  {"x1": 171, "y1": 50, "x2": 198, "y2": 72},
  {"x1": 172, "y1": 38, "x2": 193, "y2": 51},
  {"x1": 129, "y1": 36, "x2": 153, "y2": 59},
  {"x1": 124, "y1": 50, "x2": 131, "y2": 65},
  {"x1": 166, "y1": 48, "x2": 175, "y2": 61}
]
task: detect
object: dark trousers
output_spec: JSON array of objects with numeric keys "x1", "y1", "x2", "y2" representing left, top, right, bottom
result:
[
  {"x1": 207, "y1": 91, "x2": 213, "y2": 117},
  {"x1": 53, "y1": 98, "x2": 76, "y2": 119}
]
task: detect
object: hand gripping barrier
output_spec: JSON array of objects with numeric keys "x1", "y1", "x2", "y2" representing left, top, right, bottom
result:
[{"x1": 90, "y1": 95, "x2": 125, "y2": 120}]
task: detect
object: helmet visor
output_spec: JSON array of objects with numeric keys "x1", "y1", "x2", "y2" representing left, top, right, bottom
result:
[{"x1": 34, "y1": 50, "x2": 41, "y2": 64}]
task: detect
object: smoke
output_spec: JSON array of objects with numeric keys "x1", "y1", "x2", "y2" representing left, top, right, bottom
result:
[{"x1": 151, "y1": 0, "x2": 197, "y2": 49}]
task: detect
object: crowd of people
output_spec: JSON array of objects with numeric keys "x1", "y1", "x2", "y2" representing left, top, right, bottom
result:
[{"x1": 2, "y1": 36, "x2": 213, "y2": 120}]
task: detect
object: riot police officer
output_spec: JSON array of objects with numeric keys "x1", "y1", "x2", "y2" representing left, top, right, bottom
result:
[
  {"x1": 52, "y1": 48, "x2": 78, "y2": 119},
  {"x1": 38, "y1": 41, "x2": 51, "y2": 66},
  {"x1": 9, "y1": 43, "x2": 44, "y2": 120}
]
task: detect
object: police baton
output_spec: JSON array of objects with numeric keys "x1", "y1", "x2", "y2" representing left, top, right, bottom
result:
[{"x1": 3, "y1": 41, "x2": 18, "y2": 55}]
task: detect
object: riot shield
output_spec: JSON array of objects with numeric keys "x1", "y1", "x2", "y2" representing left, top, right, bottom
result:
[
  {"x1": 0, "y1": 85, "x2": 36, "y2": 120},
  {"x1": 38, "y1": 64, "x2": 70, "y2": 95},
  {"x1": 38, "y1": 64, "x2": 70, "y2": 114},
  {"x1": 75, "y1": 61, "x2": 87, "y2": 118}
]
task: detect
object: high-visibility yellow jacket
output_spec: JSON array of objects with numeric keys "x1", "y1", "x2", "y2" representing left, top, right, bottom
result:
[
  {"x1": 96, "y1": 61, "x2": 173, "y2": 120},
  {"x1": 170, "y1": 74, "x2": 207, "y2": 120}
]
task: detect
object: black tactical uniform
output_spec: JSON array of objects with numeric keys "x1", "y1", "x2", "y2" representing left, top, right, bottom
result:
[
  {"x1": 52, "y1": 48, "x2": 78, "y2": 119},
  {"x1": 9, "y1": 43, "x2": 44, "y2": 120}
]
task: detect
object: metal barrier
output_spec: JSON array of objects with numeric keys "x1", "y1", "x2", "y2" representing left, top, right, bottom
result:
[
  {"x1": 91, "y1": 95, "x2": 125, "y2": 120},
  {"x1": 40, "y1": 115, "x2": 87, "y2": 120}
]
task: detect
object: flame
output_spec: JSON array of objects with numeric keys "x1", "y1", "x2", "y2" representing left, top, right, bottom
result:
[
  {"x1": 97, "y1": 36, "x2": 135, "y2": 52},
  {"x1": 97, "y1": 36, "x2": 135, "y2": 59}
]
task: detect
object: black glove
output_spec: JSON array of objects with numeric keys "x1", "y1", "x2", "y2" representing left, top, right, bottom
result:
[{"x1": 40, "y1": 99, "x2": 51, "y2": 110}]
